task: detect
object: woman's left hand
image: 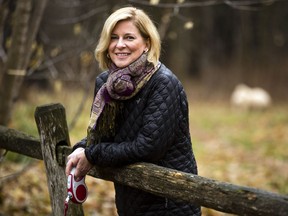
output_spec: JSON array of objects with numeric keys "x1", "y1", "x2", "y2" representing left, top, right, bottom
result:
[{"x1": 65, "y1": 147, "x2": 93, "y2": 181}]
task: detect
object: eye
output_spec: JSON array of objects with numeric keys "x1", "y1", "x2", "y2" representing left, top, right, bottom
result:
[
  {"x1": 110, "y1": 35, "x2": 118, "y2": 40},
  {"x1": 126, "y1": 35, "x2": 135, "y2": 40}
]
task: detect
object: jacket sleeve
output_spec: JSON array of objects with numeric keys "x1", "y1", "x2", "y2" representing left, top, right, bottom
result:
[{"x1": 85, "y1": 72, "x2": 180, "y2": 167}]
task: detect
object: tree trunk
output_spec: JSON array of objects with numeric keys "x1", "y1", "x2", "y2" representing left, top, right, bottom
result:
[
  {"x1": 0, "y1": 0, "x2": 47, "y2": 126},
  {"x1": 0, "y1": 0, "x2": 9, "y2": 76}
]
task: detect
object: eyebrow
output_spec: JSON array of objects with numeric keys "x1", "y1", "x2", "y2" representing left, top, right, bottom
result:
[{"x1": 111, "y1": 32, "x2": 136, "y2": 36}]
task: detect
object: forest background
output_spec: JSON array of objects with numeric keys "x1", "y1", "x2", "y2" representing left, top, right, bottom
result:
[{"x1": 0, "y1": 0, "x2": 287, "y2": 215}]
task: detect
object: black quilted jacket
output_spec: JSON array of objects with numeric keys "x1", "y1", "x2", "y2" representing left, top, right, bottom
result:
[{"x1": 74, "y1": 63, "x2": 201, "y2": 216}]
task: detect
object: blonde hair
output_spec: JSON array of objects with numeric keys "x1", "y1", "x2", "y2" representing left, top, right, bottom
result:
[{"x1": 95, "y1": 7, "x2": 161, "y2": 70}]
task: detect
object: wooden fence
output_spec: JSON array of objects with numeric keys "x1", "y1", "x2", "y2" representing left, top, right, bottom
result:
[{"x1": 0, "y1": 103, "x2": 288, "y2": 216}]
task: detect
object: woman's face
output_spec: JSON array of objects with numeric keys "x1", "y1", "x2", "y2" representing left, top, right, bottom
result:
[{"x1": 108, "y1": 20, "x2": 148, "y2": 68}]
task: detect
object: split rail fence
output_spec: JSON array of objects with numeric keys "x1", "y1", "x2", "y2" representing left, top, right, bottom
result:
[{"x1": 0, "y1": 103, "x2": 287, "y2": 216}]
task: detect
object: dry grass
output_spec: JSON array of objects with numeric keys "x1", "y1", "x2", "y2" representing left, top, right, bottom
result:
[{"x1": 1, "y1": 84, "x2": 287, "y2": 215}]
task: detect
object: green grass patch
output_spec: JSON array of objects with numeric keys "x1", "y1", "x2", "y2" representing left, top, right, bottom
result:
[{"x1": 189, "y1": 101, "x2": 288, "y2": 194}]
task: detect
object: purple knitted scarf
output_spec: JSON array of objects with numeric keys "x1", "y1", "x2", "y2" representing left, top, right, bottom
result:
[{"x1": 86, "y1": 53, "x2": 160, "y2": 145}]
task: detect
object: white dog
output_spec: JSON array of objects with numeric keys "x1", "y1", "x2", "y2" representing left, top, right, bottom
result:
[{"x1": 230, "y1": 84, "x2": 272, "y2": 110}]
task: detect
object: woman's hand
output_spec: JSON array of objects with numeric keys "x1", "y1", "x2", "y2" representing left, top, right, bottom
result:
[{"x1": 65, "y1": 147, "x2": 93, "y2": 181}]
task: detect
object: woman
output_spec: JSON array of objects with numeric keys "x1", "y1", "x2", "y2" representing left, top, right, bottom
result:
[{"x1": 66, "y1": 7, "x2": 201, "y2": 216}]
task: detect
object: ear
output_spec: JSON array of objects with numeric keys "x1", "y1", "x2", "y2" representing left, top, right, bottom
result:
[{"x1": 145, "y1": 38, "x2": 150, "y2": 51}]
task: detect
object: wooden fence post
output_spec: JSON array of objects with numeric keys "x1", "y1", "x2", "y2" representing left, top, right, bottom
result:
[{"x1": 35, "y1": 103, "x2": 84, "y2": 216}]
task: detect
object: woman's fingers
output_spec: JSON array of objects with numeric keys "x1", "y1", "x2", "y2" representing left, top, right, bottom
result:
[
  {"x1": 65, "y1": 157, "x2": 76, "y2": 176},
  {"x1": 67, "y1": 147, "x2": 85, "y2": 160},
  {"x1": 65, "y1": 148, "x2": 83, "y2": 176},
  {"x1": 74, "y1": 156, "x2": 93, "y2": 179},
  {"x1": 65, "y1": 147, "x2": 92, "y2": 179}
]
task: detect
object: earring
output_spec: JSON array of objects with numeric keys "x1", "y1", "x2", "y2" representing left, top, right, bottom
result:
[
  {"x1": 107, "y1": 53, "x2": 110, "y2": 59},
  {"x1": 144, "y1": 48, "x2": 148, "y2": 53}
]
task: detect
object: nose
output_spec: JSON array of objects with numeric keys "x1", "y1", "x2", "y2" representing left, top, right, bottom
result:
[{"x1": 116, "y1": 38, "x2": 126, "y2": 48}]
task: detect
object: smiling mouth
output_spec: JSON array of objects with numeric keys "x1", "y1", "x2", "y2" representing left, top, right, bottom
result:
[{"x1": 116, "y1": 53, "x2": 130, "y2": 56}]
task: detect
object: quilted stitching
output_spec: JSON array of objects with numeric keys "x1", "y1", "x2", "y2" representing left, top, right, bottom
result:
[{"x1": 82, "y1": 64, "x2": 201, "y2": 215}]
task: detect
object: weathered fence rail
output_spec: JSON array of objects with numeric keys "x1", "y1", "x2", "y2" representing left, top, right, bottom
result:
[{"x1": 1, "y1": 103, "x2": 288, "y2": 216}]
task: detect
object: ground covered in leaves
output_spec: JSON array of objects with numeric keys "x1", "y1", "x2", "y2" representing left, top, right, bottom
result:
[{"x1": 1, "y1": 85, "x2": 287, "y2": 215}]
